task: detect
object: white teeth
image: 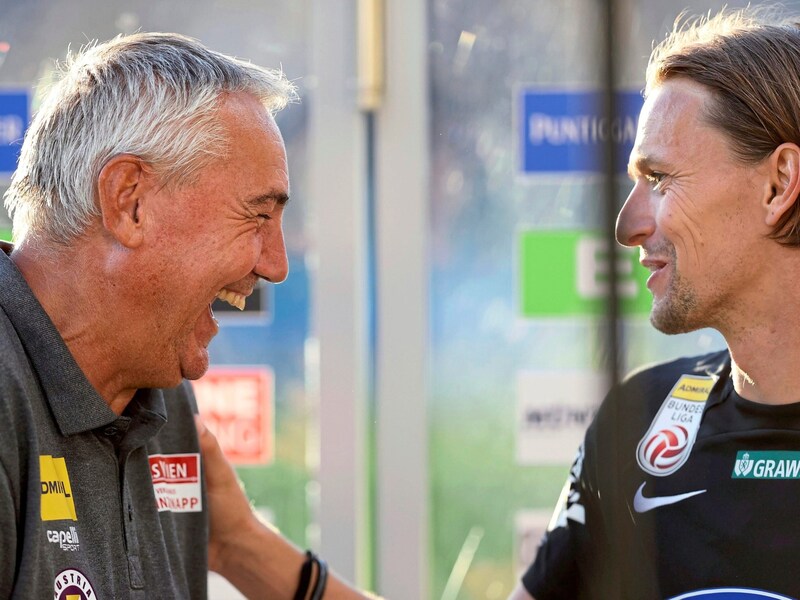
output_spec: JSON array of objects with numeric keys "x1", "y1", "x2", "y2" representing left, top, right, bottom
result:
[{"x1": 215, "y1": 289, "x2": 246, "y2": 311}]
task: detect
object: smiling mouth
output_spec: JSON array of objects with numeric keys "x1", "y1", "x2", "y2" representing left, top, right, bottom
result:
[
  {"x1": 215, "y1": 289, "x2": 246, "y2": 311},
  {"x1": 641, "y1": 257, "x2": 668, "y2": 273}
]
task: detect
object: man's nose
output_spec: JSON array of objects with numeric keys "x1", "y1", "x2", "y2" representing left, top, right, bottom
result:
[
  {"x1": 616, "y1": 182, "x2": 656, "y2": 247},
  {"x1": 255, "y1": 227, "x2": 289, "y2": 284}
]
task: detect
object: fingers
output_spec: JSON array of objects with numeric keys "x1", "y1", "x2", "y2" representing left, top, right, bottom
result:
[
  {"x1": 194, "y1": 414, "x2": 216, "y2": 458},
  {"x1": 194, "y1": 414, "x2": 235, "y2": 487}
]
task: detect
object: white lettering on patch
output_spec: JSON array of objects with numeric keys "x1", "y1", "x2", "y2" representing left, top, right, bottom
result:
[
  {"x1": 46, "y1": 526, "x2": 80, "y2": 551},
  {"x1": 53, "y1": 568, "x2": 97, "y2": 599}
]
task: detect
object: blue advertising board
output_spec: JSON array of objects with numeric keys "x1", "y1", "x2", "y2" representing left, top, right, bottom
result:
[
  {"x1": 0, "y1": 90, "x2": 29, "y2": 176},
  {"x1": 518, "y1": 89, "x2": 644, "y2": 174}
]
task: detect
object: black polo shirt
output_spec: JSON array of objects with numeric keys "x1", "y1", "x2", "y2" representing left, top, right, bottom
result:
[{"x1": 523, "y1": 350, "x2": 800, "y2": 600}]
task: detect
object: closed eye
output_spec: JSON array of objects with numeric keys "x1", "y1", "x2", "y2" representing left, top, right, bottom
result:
[
  {"x1": 644, "y1": 172, "x2": 667, "y2": 190},
  {"x1": 245, "y1": 191, "x2": 287, "y2": 223}
]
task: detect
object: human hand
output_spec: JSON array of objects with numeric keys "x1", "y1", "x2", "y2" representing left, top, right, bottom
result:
[
  {"x1": 195, "y1": 413, "x2": 383, "y2": 599},
  {"x1": 194, "y1": 414, "x2": 260, "y2": 573}
]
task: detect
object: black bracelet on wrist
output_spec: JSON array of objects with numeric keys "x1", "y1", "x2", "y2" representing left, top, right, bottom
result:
[
  {"x1": 310, "y1": 555, "x2": 328, "y2": 600},
  {"x1": 293, "y1": 550, "x2": 329, "y2": 600},
  {"x1": 293, "y1": 551, "x2": 315, "y2": 600}
]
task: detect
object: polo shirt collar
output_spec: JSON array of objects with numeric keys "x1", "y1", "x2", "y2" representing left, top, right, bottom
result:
[
  {"x1": 0, "y1": 249, "x2": 121, "y2": 435},
  {"x1": 119, "y1": 387, "x2": 168, "y2": 451}
]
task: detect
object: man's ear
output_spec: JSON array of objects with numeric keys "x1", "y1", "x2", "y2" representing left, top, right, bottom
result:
[
  {"x1": 764, "y1": 142, "x2": 800, "y2": 227},
  {"x1": 97, "y1": 154, "x2": 150, "y2": 248}
]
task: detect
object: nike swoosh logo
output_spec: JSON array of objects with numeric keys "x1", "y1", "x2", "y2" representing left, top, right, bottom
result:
[{"x1": 633, "y1": 482, "x2": 706, "y2": 513}]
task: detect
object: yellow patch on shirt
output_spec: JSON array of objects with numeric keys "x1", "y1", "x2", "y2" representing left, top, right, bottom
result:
[
  {"x1": 40, "y1": 455, "x2": 77, "y2": 521},
  {"x1": 670, "y1": 375, "x2": 715, "y2": 402}
]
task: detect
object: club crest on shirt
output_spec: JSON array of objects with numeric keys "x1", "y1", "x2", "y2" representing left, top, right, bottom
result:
[
  {"x1": 53, "y1": 568, "x2": 97, "y2": 599},
  {"x1": 636, "y1": 374, "x2": 715, "y2": 477}
]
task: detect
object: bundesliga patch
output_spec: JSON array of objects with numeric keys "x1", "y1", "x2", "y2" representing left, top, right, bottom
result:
[
  {"x1": 53, "y1": 568, "x2": 97, "y2": 599},
  {"x1": 149, "y1": 453, "x2": 202, "y2": 513},
  {"x1": 40, "y1": 455, "x2": 77, "y2": 521},
  {"x1": 636, "y1": 375, "x2": 715, "y2": 477},
  {"x1": 732, "y1": 451, "x2": 800, "y2": 479}
]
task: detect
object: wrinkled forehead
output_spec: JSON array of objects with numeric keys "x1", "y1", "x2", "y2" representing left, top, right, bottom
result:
[{"x1": 641, "y1": 80, "x2": 709, "y2": 140}]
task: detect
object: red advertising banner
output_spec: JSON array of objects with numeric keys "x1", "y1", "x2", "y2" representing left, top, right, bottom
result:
[{"x1": 192, "y1": 367, "x2": 274, "y2": 465}]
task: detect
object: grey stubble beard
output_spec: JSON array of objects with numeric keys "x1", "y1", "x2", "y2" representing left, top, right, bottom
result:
[{"x1": 648, "y1": 243, "x2": 700, "y2": 335}]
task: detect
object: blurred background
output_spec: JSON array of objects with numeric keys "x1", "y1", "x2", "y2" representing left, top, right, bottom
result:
[{"x1": 1, "y1": 0, "x2": 785, "y2": 598}]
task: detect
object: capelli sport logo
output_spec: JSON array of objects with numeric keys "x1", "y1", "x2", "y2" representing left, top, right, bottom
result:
[
  {"x1": 40, "y1": 455, "x2": 77, "y2": 522},
  {"x1": 46, "y1": 526, "x2": 80, "y2": 552}
]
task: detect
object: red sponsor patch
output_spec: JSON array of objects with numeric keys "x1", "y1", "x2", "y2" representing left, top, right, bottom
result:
[
  {"x1": 148, "y1": 453, "x2": 202, "y2": 513},
  {"x1": 150, "y1": 454, "x2": 199, "y2": 484}
]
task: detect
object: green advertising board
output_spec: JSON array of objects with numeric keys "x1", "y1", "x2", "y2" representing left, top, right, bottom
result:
[
  {"x1": 518, "y1": 229, "x2": 652, "y2": 317},
  {"x1": 0, "y1": 228, "x2": 10, "y2": 243}
]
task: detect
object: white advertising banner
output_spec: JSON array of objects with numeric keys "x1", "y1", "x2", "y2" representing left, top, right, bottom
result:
[{"x1": 516, "y1": 370, "x2": 605, "y2": 465}]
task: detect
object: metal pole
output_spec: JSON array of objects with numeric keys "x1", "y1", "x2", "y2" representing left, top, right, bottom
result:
[
  {"x1": 600, "y1": 0, "x2": 623, "y2": 593},
  {"x1": 601, "y1": 0, "x2": 621, "y2": 387}
]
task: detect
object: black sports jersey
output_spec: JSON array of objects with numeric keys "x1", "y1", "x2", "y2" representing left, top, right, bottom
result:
[{"x1": 522, "y1": 350, "x2": 800, "y2": 600}]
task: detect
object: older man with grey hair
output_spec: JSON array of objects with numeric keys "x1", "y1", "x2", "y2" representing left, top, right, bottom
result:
[{"x1": 0, "y1": 33, "x2": 373, "y2": 600}]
